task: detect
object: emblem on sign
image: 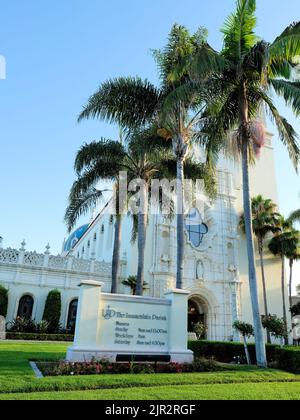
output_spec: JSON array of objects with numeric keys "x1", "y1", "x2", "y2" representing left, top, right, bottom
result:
[{"x1": 102, "y1": 306, "x2": 116, "y2": 320}]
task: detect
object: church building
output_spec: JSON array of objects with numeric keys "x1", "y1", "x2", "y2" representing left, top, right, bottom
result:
[{"x1": 0, "y1": 127, "x2": 289, "y2": 341}]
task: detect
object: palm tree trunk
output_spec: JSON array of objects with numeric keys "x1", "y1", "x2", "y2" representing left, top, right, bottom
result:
[
  {"x1": 136, "y1": 184, "x2": 147, "y2": 296},
  {"x1": 281, "y1": 254, "x2": 289, "y2": 345},
  {"x1": 243, "y1": 336, "x2": 251, "y2": 366},
  {"x1": 289, "y1": 259, "x2": 294, "y2": 315},
  {"x1": 258, "y1": 238, "x2": 271, "y2": 344},
  {"x1": 176, "y1": 157, "x2": 185, "y2": 290},
  {"x1": 239, "y1": 84, "x2": 267, "y2": 368},
  {"x1": 111, "y1": 215, "x2": 122, "y2": 294}
]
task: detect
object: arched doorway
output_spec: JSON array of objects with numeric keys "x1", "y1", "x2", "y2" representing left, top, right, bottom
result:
[
  {"x1": 67, "y1": 299, "x2": 78, "y2": 333},
  {"x1": 188, "y1": 298, "x2": 207, "y2": 337},
  {"x1": 17, "y1": 295, "x2": 34, "y2": 319}
]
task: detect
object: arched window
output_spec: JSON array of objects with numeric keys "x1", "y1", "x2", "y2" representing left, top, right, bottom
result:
[
  {"x1": 67, "y1": 299, "x2": 78, "y2": 333},
  {"x1": 17, "y1": 295, "x2": 34, "y2": 319},
  {"x1": 185, "y1": 208, "x2": 208, "y2": 248}
]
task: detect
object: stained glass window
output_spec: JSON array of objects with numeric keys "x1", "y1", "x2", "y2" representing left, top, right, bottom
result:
[{"x1": 185, "y1": 208, "x2": 208, "y2": 247}]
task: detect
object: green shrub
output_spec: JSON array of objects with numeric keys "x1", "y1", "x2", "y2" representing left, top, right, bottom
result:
[
  {"x1": 43, "y1": 290, "x2": 61, "y2": 333},
  {"x1": 275, "y1": 347, "x2": 300, "y2": 374},
  {"x1": 6, "y1": 332, "x2": 74, "y2": 342},
  {"x1": 291, "y1": 302, "x2": 300, "y2": 317},
  {"x1": 36, "y1": 358, "x2": 219, "y2": 377},
  {"x1": 0, "y1": 285, "x2": 8, "y2": 318},
  {"x1": 188, "y1": 340, "x2": 278, "y2": 364},
  {"x1": 8, "y1": 317, "x2": 37, "y2": 333}
]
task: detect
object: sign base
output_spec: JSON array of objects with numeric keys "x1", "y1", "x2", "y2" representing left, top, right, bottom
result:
[{"x1": 67, "y1": 346, "x2": 194, "y2": 364}]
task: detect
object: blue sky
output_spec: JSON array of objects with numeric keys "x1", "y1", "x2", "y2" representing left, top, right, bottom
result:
[{"x1": 0, "y1": 0, "x2": 299, "y2": 272}]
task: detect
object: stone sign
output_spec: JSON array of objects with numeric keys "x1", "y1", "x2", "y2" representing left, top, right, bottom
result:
[
  {"x1": 0, "y1": 316, "x2": 6, "y2": 340},
  {"x1": 67, "y1": 280, "x2": 193, "y2": 364}
]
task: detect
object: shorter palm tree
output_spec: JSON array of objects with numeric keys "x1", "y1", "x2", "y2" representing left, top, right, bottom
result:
[
  {"x1": 122, "y1": 276, "x2": 149, "y2": 296},
  {"x1": 284, "y1": 231, "x2": 300, "y2": 313},
  {"x1": 268, "y1": 220, "x2": 298, "y2": 345},
  {"x1": 65, "y1": 138, "x2": 126, "y2": 294},
  {"x1": 233, "y1": 321, "x2": 254, "y2": 366},
  {"x1": 289, "y1": 209, "x2": 300, "y2": 225},
  {"x1": 240, "y1": 195, "x2": 281, "y2": 343}
]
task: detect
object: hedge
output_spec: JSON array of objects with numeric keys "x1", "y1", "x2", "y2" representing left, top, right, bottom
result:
[
  {"x1": 0, "y1": 285, "x2": 8, "y2": 318},
  {"x1": 275, "y1": 347, "x2": 300, "y2": 374},
  {"x1": 43, "y1": 289, "x2": 62, "y2": 333},
  {"x1": 188, "y1": 340, "x2": 278, "y2": 363},
  {"x1": 6, "y1": 332, "x2": 74, "y2": 342}
]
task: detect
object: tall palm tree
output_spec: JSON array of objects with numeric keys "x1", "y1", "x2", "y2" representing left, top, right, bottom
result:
[
  {"x1": 78, "y1": 25, "x2": 216, "y2": 291},
  {"x1": 240, "y1": 195, "x2": 281, "y2": 343},
  {"x1": 187, "y1": 0, "x2": 300, "y2": 367}
]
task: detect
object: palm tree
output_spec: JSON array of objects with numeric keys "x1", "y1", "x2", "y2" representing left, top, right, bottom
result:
[
  {"x1": 239, "y1": 195, "x2": 281, "y2": 343},
  {"x1": 65, "y1": 138, "x2": 126, "y2": 294},
  {"x1": 187, "y1": 0, "x2": 300, "y2": 367},
  {"x1": 283, "y1": 231, "x2": 300, "y2": 315},
  {"x1": 268, "y1": 223, "x2": 299, "y2": 345},
  {"x1": 122, "y1": 276, "x2": 149, "y2": 296},
  {"x1": 67, "y1": 129, "x2": 206, "y2": 296},
  {"x1": 78, "y1": 25, "x2": 216, "y2": 291}
]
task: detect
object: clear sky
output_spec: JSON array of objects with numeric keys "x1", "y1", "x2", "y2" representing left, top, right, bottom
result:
[{"x1": 0, "y1": 0, "x2": 299, "y2": 287}]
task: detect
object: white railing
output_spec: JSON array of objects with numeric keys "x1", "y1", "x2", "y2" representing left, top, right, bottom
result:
[{"x1": 0, "y1": 240, "x2": 112, "y2": 276}]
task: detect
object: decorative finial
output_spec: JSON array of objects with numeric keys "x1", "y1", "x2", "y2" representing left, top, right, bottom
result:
[
  {"x1": 20, "y1": 240, "x2": 26, "y2": 251},
  {"x1": 45, "y1": 243, "x2": 51, "y2": 255}
]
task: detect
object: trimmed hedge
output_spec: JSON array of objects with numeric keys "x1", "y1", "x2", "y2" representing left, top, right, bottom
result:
[
  {"x1": 0, "y1": 285, "x2": 8, "y2": 318},
  {"x1": 188, "y1": 340, "x2": 278, "y2": 363},
  {"x1": 6, "y1": 332, "x2": 74, "y2": 342},
  {"x1": 43, "y1": 289, "x2": 61, "y2": 333},
  {"x1": 275, "y1": 347, "x2": 300, "y2": 374}
]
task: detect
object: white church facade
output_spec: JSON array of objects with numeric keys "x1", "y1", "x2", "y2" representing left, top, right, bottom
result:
[{"x1": 0, "y1": 129, "x2": 289, "y2": 341}]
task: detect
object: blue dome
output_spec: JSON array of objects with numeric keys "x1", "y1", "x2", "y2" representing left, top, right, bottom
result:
[{"x1": 64, "y1": 224, "x2": 89, "y2": 252}]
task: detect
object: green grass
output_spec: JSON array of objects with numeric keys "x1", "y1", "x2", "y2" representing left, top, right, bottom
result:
[
  {"x1": 1, "y1": 341, "x2": 300, "y2": 400},
  {"x1": 1, "y1": 382, "x2": 300, "y2": 400}
]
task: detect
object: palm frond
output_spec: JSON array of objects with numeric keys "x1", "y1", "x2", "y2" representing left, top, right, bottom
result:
[
  {"x1": 65, "y1": 187, "x2": 105, "y2": 233},
  {"x1": 75, "y1": 140, "x2": 126, "y2": 174},
  {"x1": 78, "y1": 77, "x2": 161, "y2": 128},
  {"x1": 261, "y1": 90, "x2": 300, "y2": 169},
  {"x1": 271, "y1": 79, "x2": 300, "y2": 117},
  {"x1": 152, "y1": 24, "x2": 208, "y2": 86},
  {"x1": 270, "y1": 22, "x2": 300, "y2": 62},
  {"x1": 289, "y1": 209, "x2": 300, "y2": 224},
  {"x1": 190, "y1": 43, "x2": 228, "y2": 81},
  {"x1": 69, "y1": 164, "x2": 115, "y2": 198},
  {"x1": 221, "y1": 0, "x2": 258, "y2": 61}
]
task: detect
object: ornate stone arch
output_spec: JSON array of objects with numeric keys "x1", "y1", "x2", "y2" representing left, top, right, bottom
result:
[{"x1": 188, "y1": 287, "x2": 220, "y2": 341}]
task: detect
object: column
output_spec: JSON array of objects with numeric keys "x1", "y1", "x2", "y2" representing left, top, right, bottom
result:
[
  {"x1": 165, "y1": 289, "x2": 194, "y2": 363},
  {"x1": 73, "y1": 280, "x2": 104, "y2": 347}
]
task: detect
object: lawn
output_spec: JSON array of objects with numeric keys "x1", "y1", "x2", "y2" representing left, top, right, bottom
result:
[{"x1": 0, "y1": 341, "x2": 300, "y2": 400}]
